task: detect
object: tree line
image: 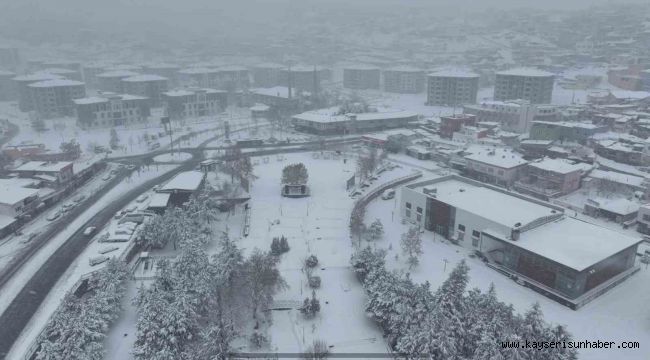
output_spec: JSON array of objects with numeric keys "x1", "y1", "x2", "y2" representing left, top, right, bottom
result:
[{"x1": 350, "y1": 248, "x2": 578, "y2": 360}]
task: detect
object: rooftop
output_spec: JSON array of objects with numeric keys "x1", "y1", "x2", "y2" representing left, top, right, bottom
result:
[
  {"x1": 14, "y1": 161, "x2": 72, "y2": 173},
  {"x1": 0, "y1": 186, "x2": 40, "y2": 206},
  {"x1": 528, "y1": 158, "x2": 592, "y2": 174},
  {"x1": 293, "y1": 108, "x2": 418, "y2": 124},
  {"x1": 464, "y1": 147, "x2": 527, "y2": 169},
  {"x1": 497, "y1": 67, "x2": 554, "y2": 77},
  {"x1": 428, "y1": 69, "x2": 479, "y2": 78},
  {"x1": 12, "y1": 73, "x2": 63, "y2": 82},
  {"x1": 159, "y1": 171, "x2": 205, "y2": 192},
  {"x1": 410, "y1": 177, "x2": 559, "y2": 228},
  {"x1": 122, "y1": 74, "x2": 168, "y2": 82},
  {"x1": 96, "y1": 70, "x2": 140, "y2": 78},
  {"x1": 162, "y1": 88, "x2": 224, "y2": 97},
  {"x1": 384, "y1": 65, "x2": 422, "y2": 73},
  {"x1": 27, "y1": 79, "x2": 85, "y2": 88},
  {"x1": 344, "y1": 64, "x2": 380, "y2": 71},
  {"x1": 250, "y1": 86, "x2": 307, "y2": 99},
  {"x1": 509, "y1": 217, "x2": 641, "y2": 271},
  {"x1": 588, "y1": 169, "x2": 646, "y2": 187}
]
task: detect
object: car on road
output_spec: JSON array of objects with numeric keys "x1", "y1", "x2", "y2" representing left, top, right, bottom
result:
[
  {"x1": 136, "y1": 194, "x2": 149, "y2": 203},
  {"x1": 46, "y1": 211, "x2": 61, "y2": 221},
  {"x1": 83, "y1": 226, "x2": 97, "y2": 236},
  {"x1": 74, "y1": 194, "x2": 86, "y2": 203},
  {"x1": 62, "y1": 203, "x2": 75, "y2": 210},
  {"x1": 102, "y1": 174, "x2": 112, "y2": 181},
  {"x1": 127, "y1": 164, "x2": 136, "y2": 170},
  {"x1": 20, "y1": 232, "x2": 40, "y2": 244},
  {"x1": 114, "y1": 212, "x2": 123, "y2": 220},
  {"x1": 381, "y1": 189, "x2": 395, "y2": 200}
]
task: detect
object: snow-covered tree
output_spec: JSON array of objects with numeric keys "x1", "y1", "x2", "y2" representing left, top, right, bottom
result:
[
  {"x1": 281, "y1": 163, "x2": 309, "y2": 184},
  {"x1": 109, "y1": 128, "x2": 120, "y2": 149},
  {"x1": 366, "y1": 219, "x2": 384, "y2": 241},
  {"x1": 60, "y1": 139, "x2": 82, "y2": 158},
  {"x1": 244, "y1": 249, "x2": 287, "y2": 319},
  {"x1": 400, "y1": 226, "x2": 423, "y2": 269}
]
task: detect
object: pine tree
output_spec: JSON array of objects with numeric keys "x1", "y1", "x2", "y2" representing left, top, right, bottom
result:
[
  {"x1": 367, "y1": 219, "x2": 384, "y2": 241},
  {"x1": 400, "y1": 226, "x2": 423, "y2": 269},
  {"x1": 279, "y1": 236, "x2": 290, "y2": 253}
]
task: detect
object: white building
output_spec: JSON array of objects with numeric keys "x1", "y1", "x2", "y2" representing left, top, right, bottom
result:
[
  {"x1": 463, "y1": 147, "x2": 528, "y2": 186},
  {"x1": 463, "y1": 100, "x2": 560, "y2": 133}
]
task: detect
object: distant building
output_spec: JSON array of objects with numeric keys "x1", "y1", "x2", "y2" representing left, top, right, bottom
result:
[
  {"x1": 594, "y1": 140, "x2": 645, "y2": 166},
  {"x1": 280, "y1": 66, "x2": 330, "y2": 92},
  {"x1": 464, "y1": 100, "x2": 560, "y2": 133},
  {"x1": 251, "y1": 63, "x2": 285, "y2": 87},
  {"x1": 494, "y1": 68, "x2": 554, "y2": 104},
  {"x1": 28, "y1": 79, "x2": 86, "y2": 118},
  {"x1": 0, "y1": 47, "x2": 20, "y2": 71},
  {"x1": 439, "y1": 114, "x2": 477, "y2": 139},
  {"x1": 383, "y1": 66, "x2": 425, "y2": 94},
  {"x1": 13, "y1": 73, "x2": 64, "y2": 111},
  {"x1": 426, "y1": 70, "x2": 479, "y2": 106},
  {"x1": 96, "y1": 70, "x2": 140, "y2": 93},
  {"x1": 2, "y1": 143, "x2": 46, "y2": 160},
  {"x1": 343, "y1": 65, "x2": 381, "y2": 90},
  {"x1": 636, "y1": 204, "x2": 650, "y2": 234},
  {"x1": 37, "y1": 67, "x2": 82, "y2": 81},
  {"x1": 82, "y1": 62, "x2": 111, "y2": 89},
  {"x1": 514, "y1": 158, "x2": 591, "y2": 200},
  {"x1": 400, "y1": 175, "x2": 641, "y2": 308},
  {"x1": 0, "y1": 185, "x2": 40, "y2": 237},
  {"x1": 13, "y1": 161, "x2": 74, "y2": 186},
  {"x1": 214, "y1": 66, "x2": 250, "y2": 91},
  {"x1": 142, "y1": 63, "x2": 180, "y2": 87},
  {"x1": 74, "y1": 93, "x2": 151, "y2": 128},
  {"x1": 529, "y1": 121, "x2": 607, "y2": 143},
  {"x1": 178, "y1": 67, "x2": 218, "y2": 88},
  {"x1": 292, "y1": 108, "x2": 417, "y2": 135},
  {"x1": 463, "y1": 147, "x2": 528, "y2": 187},
  {"x1": 248, "y1": 86, "x2": 303, "y2": 113},
  {"x1": 121, "y1": 74, "x2": 168, "y2": 106},
  {"x1": 0, "y1": 70, "x2": 16, "y2": 101},
  {"x1": 162, "y1": 88, "x2": 227, "y2": 120}
]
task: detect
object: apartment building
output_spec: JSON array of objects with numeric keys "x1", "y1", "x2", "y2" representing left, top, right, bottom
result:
[
  {"x1": 74, "y1": 93, "x2": 151, "y2": 128},
  {"x1": 494, "y1": 68, "x2": 554, "y2": 104},
  {"x1": 121, "y1": 74, "x2": 169, "y2": 106},
  {"x1": 383, "y1": 66, "x2": 425, "y2": 94},
  {"x1": 162, "y1": 88, "x2": 227, "y2": 120},
  {"x1": 343, "y1": 65, "x2": 381, "y2": 90},
  {"x1": 426, "y1": 70, "x2": 479, "y2": 106},
  {"x1": 514, "y1": 158, "x2": 591, "y2": 200},
  {"x1": 96, "y1": 70, "x2": 140, "y2": 93},
  {"x1": 28, "y1": 79, "x2": 86, "y2": 118},
  {"x1": 463, "y1": 147, "x2": 528, "y2": 187}
]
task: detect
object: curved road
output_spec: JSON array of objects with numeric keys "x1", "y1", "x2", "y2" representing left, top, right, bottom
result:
[{"x1": 0, "y1": 133, "x2": 359, "y2": 358}]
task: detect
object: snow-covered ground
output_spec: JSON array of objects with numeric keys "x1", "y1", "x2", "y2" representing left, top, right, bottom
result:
[
  {"x1": 364, "y1": 186, "x2": 649, "y2": 360},
  {"x1": 152, "y1": 151, "x2": 192, "y2": 163},
  {"x1": 4, "y1": 164, "x2": 180, "y2": 360}
]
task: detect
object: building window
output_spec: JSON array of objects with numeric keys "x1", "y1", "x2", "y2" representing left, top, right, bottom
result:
[
  {"x1": 406, "y1": 202, "x2": 412, "y2": 209},
  {"x1": 458, "y1": 224, "x2": 465, "y2": 232},
  {"x1": 643, "y1": 214, "x2": 650, "y2": 222},
  {"x1": 416, "y1": 214, "x2": 422, "y2": 222},
  {"x1": 472, "y1": 237, "x2": 479, "y2": 247},
  {"x1": 417, "y1": 206, "x2": 423, "y2": 214},
  {"x1": 472, "y1": 230, "x2": 480, "y2": 238}
]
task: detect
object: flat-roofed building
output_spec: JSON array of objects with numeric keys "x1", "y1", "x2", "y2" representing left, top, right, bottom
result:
[
  {"x1": 251, "y1": 63, "x2": 285, "y2": 87},
  {"x1": 142, "y1": 63, "x2": 181, "y2": 86},
  {"x1": 13, "y1": 160, "x2": 74, "y2": 185},
  {"x1": 121, "y1": 74, "x2": 168, "y2": 106},
  {"x1": 96, "y1": 70, "x2": 140, "y2": 93},
  {"x1": 529, "y1": 121, "x2": 608, "y2": 143},
  {"x1": 178, "y1": 67, "x2": 219, "y2": 88},
  {"x1": 74, "y1": 93, "x2": 151, "y2": 128},
  {"x1": 158, "y1": 170, "x2": 205, "y2": 206},
  {"x1": 13, "y1": 73, "x2": 64, "y2": 111},
  {"x1": 383, "y1": 66, "x2": 425, "y2": 94},
  {"x1": 28, "y1": 79, "x2": 86, "y2": 118},
  {"x1": 280, "y1": 65, "x2": 330, "y2": 92},
  {"x1": 401, "y1": 175, "x2": 642, "y2": 308},
  {"x1": 292, "y1": 107, "x2": 417, "y2": 135},
  {"x1": 214, "y1": 66, "x2": 250, "y2": 91},
  {"x1": 463, "y1": 147, "x2": 528, "y2": 186},
  {"x1": 426, "y1": 69, "x2": 479, "y2": 106},
  {"x1": 0, "y1": 70, "x2": 16, "y2": 101},
  {"x1": 494, "y1": 68, "x2": 554, "y2": 104},
  {"x1": 515, "y1": 158, "x2": 592, "y2": 200},
  {"x1": 343, "y1": 64, "x2": 380, "y2": 90},
  {"x1": 464, "y1": 100, "x2": 560, "y2": 133},
  {"x1": 162, "y1": 88, "x2": 227, "y2": 120}
]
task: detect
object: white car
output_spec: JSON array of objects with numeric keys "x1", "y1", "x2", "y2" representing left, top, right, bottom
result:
[
  {"x1": 46, "y1": 212, "x2": 61, "y2": 221},
  {"x1": 381, "y1": 189, "x2": 395, "y2": 200},
  {"x1": 102, "y1": 174, "x2": 112, "y2": 181},
  {"x1": 83, "y1": 226, "x2": 97, "y2": 236}
]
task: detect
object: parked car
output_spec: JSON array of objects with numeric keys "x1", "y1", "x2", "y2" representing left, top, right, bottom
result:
[
  {"x1": 381, "y1": 189, "x2": 396, "y2": 200},
  {"x1": 102, "y1": 174, "x2": 112, "y2": 181},
  {"x1": 74, "y1": 195, "x2": 86, "y2": 203},
  {"x1": 127, "y1": 164, "x2": 136, "y2": 170},
  {"x1": 46, "y1": 212, "x2": 61, "y2": 221},
  {"x1": 83, "y1": 226, "x2": 97, "y2": 236},
  {"x1": 20, "y1": 232, "x2": 40, "y2": 244}
]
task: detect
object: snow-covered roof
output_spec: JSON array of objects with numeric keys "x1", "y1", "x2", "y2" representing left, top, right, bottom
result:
[
  {"x1": 0, "y1": 186, "x2": 40, "y2": 206},
  {"x1": 250, "y1": 86, "x2": 306, "y2": 99},
  {"x1": 162, "y1": 88, "x2": 223, "y2": 97},
  {"x1": 588, "y1": 169, "x2": 646, "y2": 187},
  {"x1": 28, "y1": 79, "x2": 84, "y2": 88},
  {"x1": 74, "y1": 96, "x2": 109, "y2": 105},
  {"x1": 507, "y1": 217, "x2": 641, "y2": 271},
  {"x1": 344, "y1": 64, "x2": 380, "y2": 71},
  {"x1": 178, "y1": 67, "x2": 217, "y2": 75},
  {"x1": 528, "y1": 158, "x2": 591, "y2": 174},
  {"x1": 0, "y1": 70, "x2": 15, "y2": 76},
  {"x1": 159, "y1": 171, "x2": 205, "y2": 192},
  {"x1": 293, "y1": 109, "x2": 418, "y2": 124},
  {"x1": 148, "y1": 192, "x2": 171, "y2": 208},
  {"x1": 122, "y1": 74, "x2": 168, "y2": 82},
  {"x1": 0, "y1": 215, "x2": 17, "y2": 229},
  {"x1": 216, "y1": 65, "x2": 248, "y2": 72},
  {"x1": 96, "y1": 70, "x2": 139, "y2": 78},
  {"x1": 287, "y1": 65, "x2": 326, "y2": 72},
  {"x1": 250, "y1": 104, "x2": 270, "y2": 112},
  {"x1": 384, "y1": 65, "x2": 422, "y2": 73},
  {"x1": 253, "y1": 62, "x2": 285, "y2": 69},
  {"x1": 497, "y1": 67, "x2": 554, "y2": 77},
  {"x1": 36, "y1": 68, "x2": 76, "y2": 75},
  {"x1": 464, "y1": 148, "x2": 527, "y2": 169},
  {"x1": 12, "y1": 73, "x2": 63, "y2": 82},
  {"x1": 14, "y1": 161, "x2": 72, "y2": 173},
  {"x1": 428, "y1": 69, "x2": 479, "y2": 78},
  {"x1": 533, "y1": 121, "x2": 601, "y2": 130},
  {"x1": 412, "y1": 178, "x2": 558, "y2": 228},
  {"x1": 74, "y1": 94, "x2": 148, "y2": 105}
]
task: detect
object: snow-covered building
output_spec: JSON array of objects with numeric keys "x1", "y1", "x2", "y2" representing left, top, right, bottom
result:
[
  {"x1": 142, "y1": 63, "x2": 181, "y2": 86},
  {"x1": 529, "y1": 121, "x2": 608, "y2": 144},
  {"x1": 13, "y1": 160, "x2": 74, "y2": 186},
  {"x1": 248, "y1": 86, "x2": 303, "y2": 112},
  {"x1": 383, "y1": 66, "x2": 425, "y2": 94},
  {"x1": 0, "y1": 185, "x2": 40, "y2": 237},
  {"x1": 158, "y1": 171, "x2": 206, "y2": 206},
  {"x1": 515, "y1": 158, "x2": 592, "y2": 200},
  {"x1": 463, "y1": 147, "x2": 528, "y2": 187},
  {"x1": 635, "y1": 203, "x2": 650, "y2": 234},
  {"x1": 251, "y1": 63, "x2": 285, "y2": 88},
  {"x1": 161, "y1": 88, "x2": 227, "y2": 120},
  {"x1": 343, "y1": 64, "x2": 381, "y2": 90},
  {"x1": 120, "y1": 74, "x2": 168, "y2": 106},
  {"x1": 12, "y1": 73, "x2": 64, "y2": 112},
  {"x1": 426, "y1": 69, "x2": 479, "y2": 106},
  {"x1": 0, "y1": 46, "x2": 20, "y2": 71},
  {"x1": 291, "y1": 107, "x2": 417, "y2": 135},
  {"x1": 401, "y1": 175, "x2": 642, "y2": 307},
  {"x1": 279, "y1": 65, "x2": 330, "y2": 92},
  {"x1": 463, "y1": 100, "x2": 560, "y2": 133},
  {"x1": 28, "y1": 79, "x2": 86, "y2": 118},
  {"x1": 440, "y1": 114, "x2": 477, "y2": 139},
  {"x1": 494, "y1": 68, "x2": 554, "y2": 104},
  {"x1": 96, "y1": 70, "x2": 140, "y2": 93},
  {"x1": 74, "y1": 93, "x2": 151, "y2": 128},
  {"x1": 0, "y1": 70, "x2": 16, "y2": 101}
]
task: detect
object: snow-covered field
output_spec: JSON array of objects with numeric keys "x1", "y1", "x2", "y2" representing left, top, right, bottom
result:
[
  {"x1": 152, "y1": 151, "x2": 192, "y2": 162},
  {"x1": 364, "y1": 187, "x2": 649, "y2": 360},
  {"x1": 5, "y1": 164, "x2": 180, "y2": 360}
]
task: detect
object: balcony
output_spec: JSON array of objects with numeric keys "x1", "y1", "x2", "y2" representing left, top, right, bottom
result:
[{"x1": 514, "y1": 180, "x2": 563, "y2": 198}]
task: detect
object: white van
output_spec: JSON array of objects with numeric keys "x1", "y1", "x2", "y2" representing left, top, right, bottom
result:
[{"x1": 381, "y1": 189, "x2": 395, "y2": 200}]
